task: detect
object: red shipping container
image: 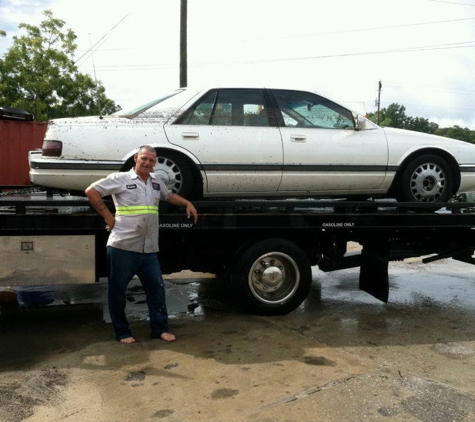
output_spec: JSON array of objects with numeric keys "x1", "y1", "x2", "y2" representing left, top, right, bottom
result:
[{"x1": 0, "y1": 120, "x2": 47, "y2": 186}]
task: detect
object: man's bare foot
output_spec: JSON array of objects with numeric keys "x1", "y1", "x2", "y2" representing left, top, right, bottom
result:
[
  {"x1": 119, "y1": 336, "x2": 136, "y2": 344},
  {"x1": 160, "y1": 332, "x2": 176, "y2": 342}
]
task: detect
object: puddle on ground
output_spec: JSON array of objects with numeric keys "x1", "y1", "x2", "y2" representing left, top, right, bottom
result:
[
  {"x1": 0, "y1": 273, "x2": 235, "y2": 323},
  {"x1": 3, "y1": 260, "x2": 475, "y2": 330}
]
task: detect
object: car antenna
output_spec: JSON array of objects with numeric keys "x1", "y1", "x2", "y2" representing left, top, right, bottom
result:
[
  {"x1": 89, "y1": 33, "x2": 103, "y2": 119},
  {"x1": 76, "y1": 15, "x2": 129, "y2": 119}
]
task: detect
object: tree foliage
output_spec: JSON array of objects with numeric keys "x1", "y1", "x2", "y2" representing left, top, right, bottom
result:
[
  {"x1": 367, "y1": 103, "x2": 475, "y2": 144},
  {"x1": 0, "y1": 10, "x2": 119, "y2": 121},
  {"x1": 434, "y1": 126, "x2": 475, "y2": 144},
  {"x1": 375, "y1": 103, "x2": 408, "y2": 129}
]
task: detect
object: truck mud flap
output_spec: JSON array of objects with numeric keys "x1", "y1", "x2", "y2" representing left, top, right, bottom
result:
[{"x1": 359, "y1": 241, "x2": 390, "y2": 303}]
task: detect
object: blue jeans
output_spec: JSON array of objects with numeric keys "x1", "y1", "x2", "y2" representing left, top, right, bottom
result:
[{"x1": 107, "y1": 246, "x2": 169, "y2": 341}]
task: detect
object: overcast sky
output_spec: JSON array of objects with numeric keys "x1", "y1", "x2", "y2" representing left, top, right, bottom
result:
[{"x1": 1, "y1": 0, "x2": 475, "y2": 129}]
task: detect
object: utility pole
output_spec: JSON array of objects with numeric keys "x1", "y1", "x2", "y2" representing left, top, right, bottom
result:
[
  {"x1": 377, "y1": 80, "x2": 382, "y2": 125},
  {"x1": 179, "y1": 0, "x2": 187, "y2": 88}
]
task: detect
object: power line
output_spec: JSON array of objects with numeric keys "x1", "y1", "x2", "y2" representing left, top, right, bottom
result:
[
  {"x1": 78, "y1": 39, "x2": 475, "y2": 72},
  {"x1": 249, "y1": 16, "x2": 475, "y2": 42},
  {"x1": 227, "y1": 40, "x2": 475, "y2": 66},
  {"x1": 72, "y1": 16, "x2": 475, "y2": 54},
  {"x1": 382, "y1": 81, "x2": 475, "y2": 95},
  {"x1": 429, "y1": 0, "x2": 475, "y2": 6},
  {"x1": 382, "y1": 100, "x2": 475, "y2": 112}
]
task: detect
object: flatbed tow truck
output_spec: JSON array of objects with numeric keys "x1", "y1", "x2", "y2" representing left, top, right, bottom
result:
[{"x1": 1, "y1": 188, "x2": 475, "y2": 315}]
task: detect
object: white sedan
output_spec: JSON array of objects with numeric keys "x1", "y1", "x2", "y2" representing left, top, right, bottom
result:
[{"x1": 29, "y1": 86, "x2": 475, "y2": 202}]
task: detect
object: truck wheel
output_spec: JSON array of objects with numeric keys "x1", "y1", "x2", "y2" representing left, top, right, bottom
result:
[
  {"x1": 230, "y1": 239, "x2": 312, "y2": 315},
  {"x1": 398, "y1": 154, "x2": 454, "y2": 203}
]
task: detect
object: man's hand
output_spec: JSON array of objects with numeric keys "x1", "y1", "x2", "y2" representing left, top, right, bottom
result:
[
  {"x1": 105, "y1": 215, "x2": 116, "y2": 231},
  {"x1": 168, "y1": 193, "x2": 198, "y2": 223},
  {"x1": 185, "y1": 202, "x2": 198, "y2": 224}
]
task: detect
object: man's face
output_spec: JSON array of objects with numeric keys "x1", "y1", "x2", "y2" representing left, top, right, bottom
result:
[{"x1": 134, "y1": 149, "x2": 157, "y2": 176}]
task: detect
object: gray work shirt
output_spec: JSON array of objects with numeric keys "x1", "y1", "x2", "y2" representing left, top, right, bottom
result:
[{"x1": 92, "y1": 169, "x2": 172, "y2": 253}]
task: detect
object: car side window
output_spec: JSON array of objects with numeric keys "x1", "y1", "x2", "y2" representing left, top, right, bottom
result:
[
  {"x1": 177, "y1": 89, "x2": 218, "y2": 125},
  {"x1": 177, "y1": 89, "x2": 270, "y2": 126},
  {"x1": 271, "y1": 89, "x2": 354, "y2": 129}
]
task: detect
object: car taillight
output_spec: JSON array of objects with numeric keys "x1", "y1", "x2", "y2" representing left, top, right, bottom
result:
[{"x1": 42, "y1": 140, "x2": 62, "y2": 157}]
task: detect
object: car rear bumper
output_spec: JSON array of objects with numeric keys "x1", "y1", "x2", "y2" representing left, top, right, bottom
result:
[{"x1": 29, "y1": 153, "x2": 123, "y2": 191}]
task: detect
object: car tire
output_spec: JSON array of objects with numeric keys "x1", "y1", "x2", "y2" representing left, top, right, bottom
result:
[
  {"x1": 229, "y1": 239, "x2": 312, "y2": 315},
  {"x1": 398, "y1": 154, "x2": 454, "y2": 203},
  {"x1": 124, "y1": 150, "x2": 195, "y2": 199}
]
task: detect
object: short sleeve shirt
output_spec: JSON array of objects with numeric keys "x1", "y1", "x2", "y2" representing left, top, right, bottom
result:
[{"x1": 92, "y1": 169, "x2": 172, "y2": 253}]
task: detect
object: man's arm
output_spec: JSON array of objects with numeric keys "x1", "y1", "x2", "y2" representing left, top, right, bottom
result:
[
  {"x1": 167, "y1": 193, "x2": 198, "y2": 223},
  {"x1": 85, "y1": 186, "x2": 116, "y2": 231}
]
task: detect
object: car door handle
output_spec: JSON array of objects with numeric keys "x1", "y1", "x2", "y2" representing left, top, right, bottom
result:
[
  {"x1": 182, "y1": 132, "x2": 199, "y2": 140},
  {"x1": 290, "y1": 135, "x2": 306, "y2": 142}
]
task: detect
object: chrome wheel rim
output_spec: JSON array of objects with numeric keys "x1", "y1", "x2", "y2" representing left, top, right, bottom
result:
[
  {"x1": 248, "y1": 252, "x2": 300, "y2": 305},
  {"x1": 409, "y1": 162, "x2": 446, "y2": 202},
  {"x1": 154, "y1": 157, "x2": 183, "y2": 193}
]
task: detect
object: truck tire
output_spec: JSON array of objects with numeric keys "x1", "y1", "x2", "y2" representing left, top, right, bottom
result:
[{"x1": 230, "y1": 239, "x2": 312, "y2": 315}]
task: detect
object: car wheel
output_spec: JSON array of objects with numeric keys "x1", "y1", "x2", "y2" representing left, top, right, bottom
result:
[
  {"x1": 124, "y1": 150, "x2": 195, "y2": 198},
  {"x1": 153, "y1": 150, "x2": 195, "y2": 198},
  {"x1": 398, "y1": 154, "x2": 454, "y2": 203},
  {"x1": 230, "y1": 239, "x2": 312, "y2": 315}
]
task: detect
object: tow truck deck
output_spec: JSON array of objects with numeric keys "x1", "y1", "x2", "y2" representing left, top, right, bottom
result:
[{"x1": 2, "y1": 190, "x2": 475, "y2": 314}]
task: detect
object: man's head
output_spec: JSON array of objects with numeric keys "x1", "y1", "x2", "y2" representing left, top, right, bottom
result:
[{"x1": 134, "y1": 145, "x2": 157, "y2": 179}]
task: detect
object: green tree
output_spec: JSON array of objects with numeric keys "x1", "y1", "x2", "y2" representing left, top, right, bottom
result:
[
  {"x1": 435, "y1": 126, "x2": 475, "y2": 144},
  {"x1": 366, "y1": 102, "x2": 475, "y2": 142},
  {"x1": 405, "y1": 116, "x2": 438, "y2": 134},
  {"x1": 367, "y1": 104, "x2": 475, "y2": 144},
  {"x1": 367, "y1": 103, "x2": 408, "y2": 129},
  {"x1": 0, "y1": 10, "x2": 119, "y2": 121},
  {"x1": 367, "y1": 103, "x2": 439, "y2": 134}
]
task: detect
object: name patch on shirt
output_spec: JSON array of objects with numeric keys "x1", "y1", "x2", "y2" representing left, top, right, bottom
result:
[
  {"x1": 126, "y1": 184, "x2": 137, "y2": 189},
  {"x1": 152, "y1": 182, "x2": 160, "y2": 191}
]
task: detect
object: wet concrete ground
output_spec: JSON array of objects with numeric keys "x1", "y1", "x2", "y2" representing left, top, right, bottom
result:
[{"x1": 2, "y1": 258, "x2": 475, "y2": 421}]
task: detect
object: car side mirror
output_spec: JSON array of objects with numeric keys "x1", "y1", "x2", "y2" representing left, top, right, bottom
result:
[{"x1": 355, "y1": 114, "x2": 366, "y2": 131}]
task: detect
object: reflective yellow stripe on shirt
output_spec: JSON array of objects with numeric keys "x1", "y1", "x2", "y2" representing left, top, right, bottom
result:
[{"x1": 116, "y1": 205, "x2": 159, "y2": 215}]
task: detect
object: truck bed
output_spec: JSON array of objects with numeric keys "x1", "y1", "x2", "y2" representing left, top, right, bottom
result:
[{"x1": 2, "y1": 191, "x2": 475, "y2": 309}]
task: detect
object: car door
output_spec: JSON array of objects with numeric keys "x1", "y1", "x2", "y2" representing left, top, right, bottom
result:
[
  {"x1": 165, "y1": 88, "x2": 283, "y2": 194},
  {"x1": 270, "y1": 89, "x2": 388, "y2": 194}
]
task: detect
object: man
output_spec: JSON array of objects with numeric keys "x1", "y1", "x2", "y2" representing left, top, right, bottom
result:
[{"x1": 85, "y1": 145, "x2": 198, "y2": 344}]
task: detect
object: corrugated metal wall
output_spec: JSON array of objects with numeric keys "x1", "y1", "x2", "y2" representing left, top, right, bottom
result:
[{"x1": 0, "y1": 120, "x2": 47, "y2": 185}]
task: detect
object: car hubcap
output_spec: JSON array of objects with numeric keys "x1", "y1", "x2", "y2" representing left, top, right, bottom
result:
[
  {"x1": 154, "y1": 157, "x2": 183, "y2": 193},
  {"x1": 410, "y1": 162, "x2": 446, "y2": 202},
  {"x1": 248, "y1": 252, "x2": 300, "y2": 305}
]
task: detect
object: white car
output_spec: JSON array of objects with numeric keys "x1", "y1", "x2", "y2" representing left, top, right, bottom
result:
[{"x1": 29, "y1": 86, "x2": 475, "y2": 202}]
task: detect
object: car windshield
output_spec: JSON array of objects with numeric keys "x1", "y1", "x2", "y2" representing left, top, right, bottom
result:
[{"x1": 114, "y1": 88, "x2": 191, "y2": 119}]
